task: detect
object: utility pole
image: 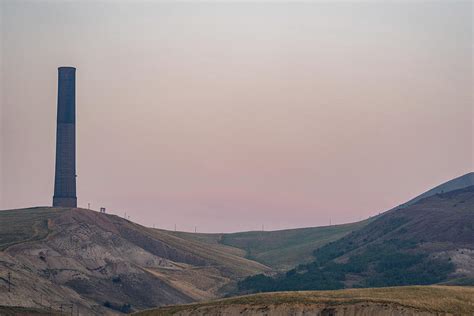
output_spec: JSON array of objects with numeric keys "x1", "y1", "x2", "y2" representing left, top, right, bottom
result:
[{"x1": 7, "y1": 272, "x2": 11, "y2": 292}]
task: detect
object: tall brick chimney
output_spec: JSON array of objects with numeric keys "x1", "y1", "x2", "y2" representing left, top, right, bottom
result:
[{"x1": 53, "y1": 66, "x2": 77, "y2": 207}]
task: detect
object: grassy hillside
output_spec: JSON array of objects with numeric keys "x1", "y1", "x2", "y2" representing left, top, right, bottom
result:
[
  {"x1": 133, "y1": 285, "x2": 474, "y2": 315},
  {"x1": 170, "y1": 220, "x2": 371, "y2": 270},
  {"x1": 0, "y1": 207, "x2": 67, "y2": 250},
  {"x1": 0, "y1": 306, "x2": 61, "y2": 316},
  {"x1": 396, "y1": 172, "x2": 473, "y2": 209},
  {"x1": 239, "y1": 186, "x2": 474, "y2": 292}
]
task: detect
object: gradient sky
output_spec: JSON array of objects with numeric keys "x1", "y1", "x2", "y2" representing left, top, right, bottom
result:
[{"x1": 0, "y1": 1, "x2": 472, "y2": 232}]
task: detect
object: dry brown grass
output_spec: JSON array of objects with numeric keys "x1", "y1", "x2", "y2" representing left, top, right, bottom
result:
[
  {"x1": 0, "y1": 207, "x2": 67, "y2": 250},
  {"x1": 133, "y1": 285, "x2": 474, "y2": 315},
  {"x1": 145, "y1": 265, "x2": 231, "y2": 301}
]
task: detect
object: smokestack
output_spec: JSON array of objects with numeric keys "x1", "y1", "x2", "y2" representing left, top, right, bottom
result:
[{"x1": 53, "y1": 66, "x2": 77, "y2": 207}]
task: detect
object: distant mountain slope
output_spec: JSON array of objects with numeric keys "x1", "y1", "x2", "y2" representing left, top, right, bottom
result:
[
  {"x1": 0, "y1": 208, "x2": 269, "y2": 315},
  {"x1": 169, "y1": 173, "x2": 474, "y2": 271},
  {"x1": 172, "y1": 220, "x2": 371, "y2": 271},
  {"x1": 239, "y1": 186, "x2": 474, "y2": 292},
  {"x1": 133, "y1": 286, "x2": 474, "y2": 316},
  {"x1": 396, "y1": 172, "x2": 474, "y2": 209}
]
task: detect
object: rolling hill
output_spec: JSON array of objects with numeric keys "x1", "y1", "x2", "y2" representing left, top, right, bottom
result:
[
  {"x1": 238, "y1": 185, "x2": 474, "y2": 293},
  {"x1": 169, "y1": 220, "x2": 371, "y2": 271},
  {"x1": 132, "y1": 285, "x2": 474, "y2": 316},
  {"x1": 0, "y1": 208, "x2": 269, "y2": 315},
  {"x1": 1, "y1": 172, "x2": 473, "y2": 314},
  {"x1": 0, "y1": 208, "x2": 373, "y2": 315}
]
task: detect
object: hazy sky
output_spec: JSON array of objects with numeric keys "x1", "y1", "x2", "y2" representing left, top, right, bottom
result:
[{"x1": 1, "y1": 1, "x2": 472, "y2": 232}]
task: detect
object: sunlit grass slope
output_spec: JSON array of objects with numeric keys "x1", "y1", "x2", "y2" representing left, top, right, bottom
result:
[{"x1": 133, "y1": 285, "x2": 474, "y2": 315}]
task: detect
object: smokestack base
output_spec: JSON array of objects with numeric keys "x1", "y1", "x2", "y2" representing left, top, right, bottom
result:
[{"x1": 53, "y1": 197, "x2": 77, "y2": 208}]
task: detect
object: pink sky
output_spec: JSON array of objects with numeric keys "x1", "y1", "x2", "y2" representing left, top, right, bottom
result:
[{"x1": 1, "y1": 1, "x2": 472, "y2": 232}]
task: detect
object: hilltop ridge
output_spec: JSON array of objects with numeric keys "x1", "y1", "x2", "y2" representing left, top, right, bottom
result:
[{"x1": 396, "y1": 172, "x2": 474, "y2": 209}]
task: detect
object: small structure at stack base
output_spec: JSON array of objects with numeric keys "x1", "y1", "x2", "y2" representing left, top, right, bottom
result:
[{"x1": 53, "y1": 66, "x2": 77, "y2": 207}]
